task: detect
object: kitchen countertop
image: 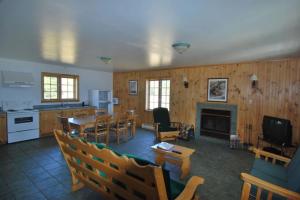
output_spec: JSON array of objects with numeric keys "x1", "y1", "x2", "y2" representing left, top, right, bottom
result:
[{"x1": 36, "y1": 106, "x2": 95, "y2": 111}]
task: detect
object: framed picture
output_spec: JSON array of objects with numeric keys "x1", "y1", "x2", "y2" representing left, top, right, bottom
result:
[
  {"x1": 128, "y1": 80, "x2": 138, "y2": 95},
  {"x1": 207, "y1": 78, "x2": 228, "y2": 102}
]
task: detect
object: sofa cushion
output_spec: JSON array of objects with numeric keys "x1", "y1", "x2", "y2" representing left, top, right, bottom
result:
[
  {"x1": 153, "y1": 107, "x2": 171, "y2": 127},
  {"x1": 123, "y1": 154, "x2": 184, "y2": 200},
  {"x1": 253, "y1": 159, "x2": 288, "y2": 181},
  {"x1": 286, "y1": 148, "x2": 300, "y2": 193},
  {"x1": 169, "y1": 179, "x2": 185, "y2": 200},
  {"x1": 124, "y1": 154, "x2": 172, "y2": 199},
  {"x1": 251, "y1": 168, "x2": 287, "y2": 188}
]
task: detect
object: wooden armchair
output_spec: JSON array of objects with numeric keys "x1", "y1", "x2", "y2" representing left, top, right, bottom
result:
[
  {"x1": 110, "y1": 113, "x2": 129, "y2": 144},
  {"x1": 153, "y1": 107, "x2": 181, "y2": 141},
  {"x1": 240, "y1": 148, "x2": 300, "y2": 200},
  {"x1": 54, "y1": 130, "x2": 205, "y2": 200}
]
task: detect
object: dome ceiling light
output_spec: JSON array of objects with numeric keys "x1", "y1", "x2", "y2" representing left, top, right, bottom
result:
[
  {"x1": 172, "y1": 42, "x2": 191, "y2": 54},
  {"x1": 98, "y1": 56, "x2": 112, "y2": 64}
]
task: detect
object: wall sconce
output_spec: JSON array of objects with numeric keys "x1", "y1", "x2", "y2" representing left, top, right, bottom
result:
[
  {"x1": 250, "y1": 74, "x2": 258, "y2": 89},
  {"x1": 183, "y1": 75, "x2": 189, "y2": 88}
]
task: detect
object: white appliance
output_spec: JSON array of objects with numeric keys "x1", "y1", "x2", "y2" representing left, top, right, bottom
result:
[
  {"x1": 3, "y1": 101, "x2": 39, "y2": 143},
  {"x1": 2, "y1": 71, "x2": 35, "y2": 87},
  {"x1": 89, "y1": 90, "x2": 113, "y2": 114},
  {"x1": 6, "y1": 110, "x2": 39, "y2": 143}
]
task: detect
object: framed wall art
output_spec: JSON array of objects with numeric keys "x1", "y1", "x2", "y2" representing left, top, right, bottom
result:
[
  {"x1": 207, "y1": 78, "x2": 228, "y2": 102},
  {"x1": 128, "y1": 80, "x2": 138, "y2": 95}
]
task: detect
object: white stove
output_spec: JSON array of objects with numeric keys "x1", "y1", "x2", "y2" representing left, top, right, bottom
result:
[{"x1": 3, "y1": 101, "x2": 39, "y2": 143}]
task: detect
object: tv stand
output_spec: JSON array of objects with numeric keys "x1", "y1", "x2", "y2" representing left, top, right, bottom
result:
[{"x1": 257, "y1": 135, "x2": 297, "y2": 158}]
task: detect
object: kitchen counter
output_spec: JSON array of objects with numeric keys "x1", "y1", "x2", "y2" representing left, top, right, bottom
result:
[{"x1": 35, "y1": 105, "x2": 95, "y2": 111}]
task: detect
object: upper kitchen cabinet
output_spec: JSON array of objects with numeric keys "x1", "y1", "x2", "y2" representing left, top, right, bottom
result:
[{"x1": 0, "y1": 113, "x2": 7, "y2": 144}]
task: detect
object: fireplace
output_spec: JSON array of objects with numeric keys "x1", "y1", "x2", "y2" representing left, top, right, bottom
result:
[
  {"x1": 195, "y1": 103, "x2": 237, "y2": 140},
  {"x1": 200, "y1": 108, "x2": 231, "y2": 139}
]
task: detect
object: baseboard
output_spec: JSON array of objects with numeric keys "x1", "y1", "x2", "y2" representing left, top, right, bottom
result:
[{"x1": 141, "y1": 123, "x2": 155, "y2": 131}]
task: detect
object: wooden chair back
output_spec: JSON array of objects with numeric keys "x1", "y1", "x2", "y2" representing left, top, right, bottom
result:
[
  {"x1": 95, "y1": 108, "x2": 108, "y2": 115},
  {"x1": 95, "y1": 115, "x2": 111, "y2": 133},
  {"x1": 113, "y1": 113, "x2": 129, "y2": 130},
  {"x1": 74, "y1": 110, "x2": 89, "y2": 118},
  {"x1": 126, "y1": 113, "x2": 137, "y2": 136},
  {"x1": 54, "y1": 130, "x2": 169, "y2": 200},
  {"x1": 57, "y1": 116, "x2": 71, "y2": 133}
]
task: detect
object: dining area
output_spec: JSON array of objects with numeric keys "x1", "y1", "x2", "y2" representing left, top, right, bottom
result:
[{"x1": 57, "y1": 108, "x2": 137, "y2": 145}]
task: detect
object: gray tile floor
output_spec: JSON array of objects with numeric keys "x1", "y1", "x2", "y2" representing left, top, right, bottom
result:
[{"x1": 0, "y1": 129, "x2": 254, "y2": 200}]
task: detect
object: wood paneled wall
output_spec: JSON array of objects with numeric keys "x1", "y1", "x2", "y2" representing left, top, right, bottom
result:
[{"x1": 113, "y1": 59, "x2": 300, "y2": 145}]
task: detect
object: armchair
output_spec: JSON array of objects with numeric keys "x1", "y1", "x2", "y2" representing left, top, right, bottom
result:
[
  {"x1": 153, "y1": 107, "x2": 181, "y2": 141},
  {"x1": 240, "y1": 147, "x2": 300, "y2": 200}
]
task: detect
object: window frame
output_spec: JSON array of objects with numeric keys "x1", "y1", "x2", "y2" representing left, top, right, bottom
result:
[
  {"x1": 145, "y1": 79, "x2": 171, "y2": 111},
  {"x1": 41, "y1": 72, "x2": 79, "y2": 103}
]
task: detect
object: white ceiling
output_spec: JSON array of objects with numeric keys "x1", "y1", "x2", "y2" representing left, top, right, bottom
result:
[{"x1": 0, "y1": 0, "x2": 300, "y2": 72}]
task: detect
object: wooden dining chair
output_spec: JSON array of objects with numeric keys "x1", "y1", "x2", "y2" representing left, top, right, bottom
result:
[
  {"x1": 110, "y1": 113, "x2": 129, "y2": 144},
  {"x1": 95, "y1": 108, "x2": 107, "y2": 115},
  {"x1": 87, "y1": 115, "x2": 111, "y2": 145},
  {"x1": 74, "y1": 110, "x2": 89, "y2": 118},
  {"x1": 126, "y1": 113, "x2": 137, "y2": 137},
  {"x1": 57, "y1": 116, "x2": 80, "y2": 137}
]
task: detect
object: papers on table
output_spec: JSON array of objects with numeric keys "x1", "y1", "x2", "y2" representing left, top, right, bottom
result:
[{"x1": 157, "y1": 142, "x2": 174, "y2": 151}]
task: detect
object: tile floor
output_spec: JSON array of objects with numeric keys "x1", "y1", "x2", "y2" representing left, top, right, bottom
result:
[{"x1": 0, "y1": 129, "x2": 253, "y2": 200}]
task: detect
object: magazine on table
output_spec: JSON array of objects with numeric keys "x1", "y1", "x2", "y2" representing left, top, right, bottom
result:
[{"x1": 157, "y1": 142, "x2": 174, "y2": 151}]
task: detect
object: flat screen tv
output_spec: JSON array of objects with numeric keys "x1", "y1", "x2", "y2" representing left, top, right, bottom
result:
[{"x1": 262, "y1": 116, "x2": 292, "y2": 146}]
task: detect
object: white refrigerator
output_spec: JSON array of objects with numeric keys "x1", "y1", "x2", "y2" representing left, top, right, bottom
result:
[{"x1": 88, "y1": 90, "x2": 113, "y2": 114}]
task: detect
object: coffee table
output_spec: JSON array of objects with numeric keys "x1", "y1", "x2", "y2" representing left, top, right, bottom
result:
[{"x1": 151, "y1": 142, "x2": 195, "y2": 179}]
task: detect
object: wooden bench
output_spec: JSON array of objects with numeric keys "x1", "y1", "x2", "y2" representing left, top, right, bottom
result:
[{"x1": 54, "y1": 130, "x2": 204, "y2": 200}]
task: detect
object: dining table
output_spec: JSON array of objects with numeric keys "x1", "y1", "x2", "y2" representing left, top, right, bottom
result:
[
  {"x1": 68, "y1": 115, "x2": 97, "y2": 133},
  {"x1": 68, "y1": 113, "x2": 137, "y2": 136}
]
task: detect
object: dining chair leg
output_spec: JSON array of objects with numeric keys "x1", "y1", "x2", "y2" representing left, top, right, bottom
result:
[
  {"x1": 116, "y1": 131, "x2": 120, "y2": 144},
  {"x1": 105, "y1": 132, "x2": 109, "y2": 145}
]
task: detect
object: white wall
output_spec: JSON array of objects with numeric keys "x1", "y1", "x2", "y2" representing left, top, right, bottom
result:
[{"x1": 0, "y1": 58, "x2": 112, "y2": 106}]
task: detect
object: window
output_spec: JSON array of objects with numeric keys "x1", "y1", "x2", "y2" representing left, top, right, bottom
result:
[
  {"x1": 146, "y1": 79, "x2": 170, "y2": 110},
  {"x1": 42, "y1": 72, "x2": 79, "y2": 102}
]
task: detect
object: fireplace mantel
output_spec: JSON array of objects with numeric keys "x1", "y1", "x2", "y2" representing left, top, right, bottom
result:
[{"x1": 195, "y1": 103, "x2": 238, "y2": 139}]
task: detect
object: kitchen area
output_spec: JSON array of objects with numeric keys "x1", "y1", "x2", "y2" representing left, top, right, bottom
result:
[
  {"x1": 0, "y1": 101, "x2": 98, "y2": 144},
  {"x1": 0, "y1": 58, "x2": 113, "y2": 145}
]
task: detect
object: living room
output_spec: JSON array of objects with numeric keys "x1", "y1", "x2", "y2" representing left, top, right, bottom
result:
[{"x1": 0, "y1": 1, "x2": 300, "y2": 200}]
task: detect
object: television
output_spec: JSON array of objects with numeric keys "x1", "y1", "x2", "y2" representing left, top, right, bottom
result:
[{"x1": 262, "y1": 116, "x2": 292, "y2": 146}]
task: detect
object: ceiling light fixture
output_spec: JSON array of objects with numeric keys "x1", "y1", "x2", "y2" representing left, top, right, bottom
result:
[
  {"x1": 98, "y1": 56, "x2": 112, "y2": 64},
  {"x1": 172, "y1": 42, "x2": 191, "y2": 54}
]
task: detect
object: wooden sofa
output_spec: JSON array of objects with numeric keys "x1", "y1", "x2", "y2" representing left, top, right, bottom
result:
[
  {"x1": 54, "y1": 130, "x2": 204, "y2": 200},
  {"x1": 240, "y1": 148, "x2": 300, "y2": 200}
]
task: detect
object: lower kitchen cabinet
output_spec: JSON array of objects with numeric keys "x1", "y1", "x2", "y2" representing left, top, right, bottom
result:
[
  {"x1": 0, "y1": 113, "x2": 7, "y2": 144},
  {"x1": 39, "y1": 110, "x2": 62, "y2": 137}
]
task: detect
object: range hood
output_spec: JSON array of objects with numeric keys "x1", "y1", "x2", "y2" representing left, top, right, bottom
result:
[{"x1": 2, "y1": 71, "x2": 35, "y2": 87}]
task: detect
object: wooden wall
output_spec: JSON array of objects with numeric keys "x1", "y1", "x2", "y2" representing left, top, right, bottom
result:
[{"x1": 113, "y1": 58, "x2": 300, "y2": 145}]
